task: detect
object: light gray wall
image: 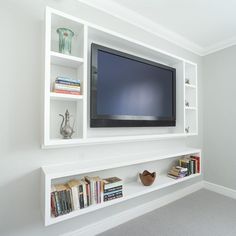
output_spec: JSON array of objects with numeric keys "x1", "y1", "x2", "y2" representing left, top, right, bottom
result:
[
  {"x1": 203, "y1": 46, "x2": 236, "y2": 190},
  {"x1": 0, "y1": 0, "x2": 202, "y2": 235}
]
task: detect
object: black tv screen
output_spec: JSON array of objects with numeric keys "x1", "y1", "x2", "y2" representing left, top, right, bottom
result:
[{"x1": 90, "y1": 44, "x2": 176, "y2": 127}]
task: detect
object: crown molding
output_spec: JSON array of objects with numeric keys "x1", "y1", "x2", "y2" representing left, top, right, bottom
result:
[
  {"x1": 202, "y1": 37, "x2": 236, "y2": 56},
  {"x1": 77, "y1": 0, "x2": 204, "y2": 56},
  {"x1": 76, "y1": 0, "x2": 236, "y2": 57}
]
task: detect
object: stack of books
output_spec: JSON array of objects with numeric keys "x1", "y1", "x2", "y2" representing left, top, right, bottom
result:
[
  {"x1": 179, "y1": 155, "x2": 200, "y2": 175},
  {"x1": 53, "y1": 76, "x2": 81, "y2": 95},
  {"x1": 103, "y1": 177, "x2": 123, "y2": 202},
  {"x1": 167, "y1": 155, "x2": 200, "y2": 180},
  {"x1": 167, "y1": 166, "x2": 188, "y2": 179},
  {"x1": 51, "y1": 175, "x2": 123, "y2": 217}
]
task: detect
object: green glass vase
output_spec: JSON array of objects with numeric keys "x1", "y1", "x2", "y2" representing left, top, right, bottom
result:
[{"x1": 57, "y1": 28, "x2": 74, "y2": 55}]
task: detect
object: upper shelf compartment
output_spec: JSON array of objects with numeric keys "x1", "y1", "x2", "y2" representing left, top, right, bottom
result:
[
  {"x1": 50, "y1": 51, "x2": 84, "y2": 68},
  {"x1": 88, "y1": 26, "x2": 182, "y2": 67},
  {"x1": 51, "y1": 12, "x2": 85, "y2": 58},
  {"x1": 185, "y1": 62, "x2": 197, "y2": 86}
]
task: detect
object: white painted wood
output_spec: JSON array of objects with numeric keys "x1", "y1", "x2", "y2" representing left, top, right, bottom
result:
[
  {"x1": 184, "y1": 62, "x2": 198, "y2": 135},
  {"x1": 82, "y1": 25, "x2": 88, "y2": 139},
  {"x1": 195, "y1": 64, "x2": 198, "y2": 134},
  {"x1": 185, "y1": 84, "x2": 196, "y2": 89},
  {"x1": 44, "y1": 7, "x2": 52, "y2": 146},
  {"x1": 50, "y1": 51, "x2": 84, "y2": 68},
  {"x1": 173, "y1": 61, "x2": 184, "y2": 133},
  {"x1": 43, "y1": 6, "x2": 198, "y2": 146},
  {"x1": 42, "y1": 147, "x2": 201, "y2": 226},
  {"x1": 50, "y1": 92, "x2": 83, "y2": 101},
  {"x1": 48, "y1": 173, "x2": 201, "y2": 226},
  {"x1": 185, "y1": 106, "x2": 197, "y2": 110},
  {"x1": 42, "y1": 133, "x2": 187, "y2": 149},
  {"x1": 42, "y1": 147, "x2": 200, "y2": 177}
]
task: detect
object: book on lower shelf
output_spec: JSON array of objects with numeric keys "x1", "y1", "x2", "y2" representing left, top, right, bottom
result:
[
  {"x1": 168, "y1": 155, "x2": 200, "y2": 179},
  {"x1": 53, "y1": 76, "x2": 81, "y2": 95},
  {"x1": 103, "y1": 177, "x2": 123, "y2": 202},
  {"x1": 51, "y1": 176, "x2": 123, "y2": 218}
]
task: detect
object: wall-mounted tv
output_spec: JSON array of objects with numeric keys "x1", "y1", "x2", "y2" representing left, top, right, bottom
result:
[{"x1": 90, "y1": 43, "x2": 176, "y2": 127}]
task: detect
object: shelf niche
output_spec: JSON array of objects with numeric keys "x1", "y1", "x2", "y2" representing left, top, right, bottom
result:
[{"x1": 41, "y1": 147, "x2": 201, "y2": 226}]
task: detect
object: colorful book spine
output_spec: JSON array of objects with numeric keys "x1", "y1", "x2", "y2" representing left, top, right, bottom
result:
[
  {"x1": 54, "y1": 83, "x2": 81, "y2": 92},
  {"x1": 104, "y1": 192, "x2": 123, "y2": 202},
  {"x1": 53, "y1": 89, "x2": 80, "y2": 95},
  {"x1": 78, "y1": 185, "x2": 84, "y2": 209},
  {"x1": 56, "y1": 76, "x2": 80, "y2": 83},
  {"x1": 55, "y1": 79, "x2": 80, "y2": 86}
]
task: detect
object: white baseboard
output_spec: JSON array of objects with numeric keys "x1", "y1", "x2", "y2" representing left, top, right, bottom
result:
[
  {"x1": 203, "y1": 181, "x2": 236, "y2": 199},
  {"x1": 62, "y1": 181, "x2": 203, "y2": 236}
]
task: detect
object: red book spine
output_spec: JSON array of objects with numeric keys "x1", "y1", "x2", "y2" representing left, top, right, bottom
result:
[
  {"x1": 51, "y1": 192, "x2": 57, "y2": 217},
  {"x1": 192, "y1": 156, "x2": 200, "y2": 173},
  {"x1": 54, "y1": 89, "x2": 81, "y2": 95}
]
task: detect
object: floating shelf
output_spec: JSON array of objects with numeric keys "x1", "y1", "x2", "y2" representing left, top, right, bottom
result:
[
  {"x1": 50, "y1": 92, "x2": 83, "y2": 101},
  {"x1": 43, "y1": 133, "x2": 189, "y2": 148},
  {"x1": 185, "y1": 106, "x2": 196, "y2": 110},
  {"x1": 41, "y1": 147, "x2": 201, "y2": 225},
  {"x1": 185, "y1": 84, "x2": 196, "y2": 89},
  {"x1": 48, "y1": 173, "x2": 200, "y2": 225},
  {"x1": 42, "y1": 147, "x2": 201, "y2": 178},
  {"x1": 50, "y1": 51, "x2": 84, "y2": 68}
]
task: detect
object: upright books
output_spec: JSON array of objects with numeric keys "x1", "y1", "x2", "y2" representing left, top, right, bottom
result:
[{"x1": 51, "y1": 176, "x2": 123, "y2": 218}]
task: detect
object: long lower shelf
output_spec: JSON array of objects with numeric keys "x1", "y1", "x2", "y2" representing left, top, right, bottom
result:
[{"x1": 48, "y1": 173, "x2": 200, "y2": 225}]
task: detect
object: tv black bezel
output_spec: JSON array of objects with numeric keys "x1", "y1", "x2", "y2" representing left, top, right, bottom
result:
[{"x1": 90, "y1": 43, "x2": 176, "y2": 127}]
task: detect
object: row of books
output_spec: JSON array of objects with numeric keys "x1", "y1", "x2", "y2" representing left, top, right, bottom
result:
[
  {"x1": 51, "y1": 176, "x2": 123, "y2": 217},
  {"x1": 53, "y1": 76, "x2": 81, "y2": 95},
  {"x1": 168, "y1": 155, "x2": 200, "y2": 179}
]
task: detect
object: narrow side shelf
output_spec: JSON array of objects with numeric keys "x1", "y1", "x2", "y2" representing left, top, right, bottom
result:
[
  {"x1": 185, "y1": 84, "x2": 196, "y2": 89},
  {"x1": 185, "y1": 107, "x2": 196, "y2": 110}
]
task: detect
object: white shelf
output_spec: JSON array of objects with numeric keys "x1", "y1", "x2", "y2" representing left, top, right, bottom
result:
[
  {"x1": 42, "y1": 146, "x2": 201, "y2": 225},
  {"x1": 50, "y1": 92, "x2": 83, "y2": 101},
  {"x1": 185, "y1": 84, "x2": 196, "y2": 89},
  {"x1": 50, "y1": 51, "x2": 84, "y2": 68},
  {"x1": 42, "y1": 147, "x2": 200, "y2": 178},
  {"x1": 47, "y1": 173, "x2": 200, "y2": 225},
  {"x1": 185, "y1": 106, "x2": 196, "y2": 110},
  {"x1": 43, "y1": 133, "x2": 189, "y2": 148}
]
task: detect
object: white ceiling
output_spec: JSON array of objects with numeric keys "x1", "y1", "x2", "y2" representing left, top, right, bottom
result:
[{"x1": 78, "y1": 0, "x2": 236, "y2": 55}]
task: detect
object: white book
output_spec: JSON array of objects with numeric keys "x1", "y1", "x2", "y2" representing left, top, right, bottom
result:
[
  {"x1": 67, "y1": 179, "x2": 80, "y2": 210},
  {"x1": 54, "y1": 83, "x2": 81, "y2": 92}
]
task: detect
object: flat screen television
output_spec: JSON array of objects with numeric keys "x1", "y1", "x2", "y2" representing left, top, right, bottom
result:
[{"x1": 90, "y1": 43, "x2": 176, "y2": 127}]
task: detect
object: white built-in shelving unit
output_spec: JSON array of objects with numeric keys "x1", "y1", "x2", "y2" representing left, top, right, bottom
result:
[
  {"x1": 43, "y1": 7, "x2": 198, "y2": 148},
  {"x1": 41, "y1": 147, "x2": 201, "y2": 226},
  {"x1": 42, "y1": 7, "x2": 201, "y2": 226},
  {"x1": 184, "y1": 62, "x2": 198, "y2": 135}
]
